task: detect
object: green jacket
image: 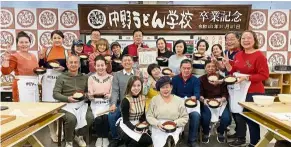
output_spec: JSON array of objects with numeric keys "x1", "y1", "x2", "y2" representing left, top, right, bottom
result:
[{"x1": 53, "y1": 72, "x2": 88, "y2": 102}]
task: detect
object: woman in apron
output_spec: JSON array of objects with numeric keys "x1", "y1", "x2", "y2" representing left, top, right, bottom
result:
[
  {"x1": 168, "y1": 40, "x2": 188, "y2": 76},
  {"x1": 118, "y1": 76, "x2": 152, "y2": 147},
  {"x1": 192, "y1": 39, "x2": 209, "y2": 77},
  {"x1": 88, "y1": 55, "x2": 113, "y2": 147},
  {"x1": 199, "y1": 61, "x2": 230, "y2": 144},
  {"x1": 147, "y1": 76, "x2": 189, "y2": 147},
  {"x1": 224, "y1": 30, "x2": 269, "y2": 147},
  {"x1": 210, "y1": 44, "x2": 225, "y2": 77},
  {"x1": 156, "y1": 38, "x2": 174, "y2": 67},
  {"x1": 143, "y1": 63, "x2": 160, "y2": 111},
  {"x1": 89, "y1": 38, "x2": 112, "y2": 74},
  {"x1": 1, "y1": 31, "x2": 39, "y2": 102},
  {"x1": 71, "y1": 40, "x2": 89, "y2": 74},
  {"x1": 38, "y1": 30, "x2": 70, "y2": 142}
]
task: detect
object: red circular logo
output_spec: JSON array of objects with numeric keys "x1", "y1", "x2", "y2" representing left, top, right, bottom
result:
[
  {"x1": 63, "y1": 32, "x2": 78, "y2": 48},
  {"x1": 39, "y1": 31, "x2": 52, "y2": 48},
  {"x1": 17, "y1": 10, "x2": 35, "y2": 28},
  {"x1": 0, "y1": 9, "x2": 13, "y2": 28},
  {"x1": 60, "y1": 10, "x2": 78, "y2": 28},
  {"x1": 268, "y1": 53, "x2": 286, "y2": 66},
  {"x1": 0, "y1": 31, "x2": 14, "y2": 49},
  {"x1": 270, "y1": 11, "x2": 287, "y2": 29}
]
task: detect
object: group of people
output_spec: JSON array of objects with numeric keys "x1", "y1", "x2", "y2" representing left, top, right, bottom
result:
[{"x1": 1, "y1": 28, "x2": 270, "y2": 147}]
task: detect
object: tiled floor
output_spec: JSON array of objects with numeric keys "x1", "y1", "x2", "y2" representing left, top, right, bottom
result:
[{"x1": 33, "y1": 121, "x2": 276, "y2": 147}]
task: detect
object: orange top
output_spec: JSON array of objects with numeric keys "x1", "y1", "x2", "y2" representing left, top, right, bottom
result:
[
  {"x1": 46, "y1": 45, "x2": 67, "y2": 61},
  {"x1": 1, "y1": 52, "x2": 38, "y2": 75}
]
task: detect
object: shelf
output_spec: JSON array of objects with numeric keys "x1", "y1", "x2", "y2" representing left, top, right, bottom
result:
[
  {"x1": 283, "y1": 84, "x2": 290, "y2": 86},
  {"x1": 264, "y1": 86, "x2": 281, "y2": 89}
]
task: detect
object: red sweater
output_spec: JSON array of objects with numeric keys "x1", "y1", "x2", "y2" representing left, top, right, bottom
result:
[{"x1": 230, "y1": 51, "x2": 269, "y2": 93}]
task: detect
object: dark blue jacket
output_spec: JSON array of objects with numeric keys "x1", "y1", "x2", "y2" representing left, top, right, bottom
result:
[{"x1": 172, "y1": 74, "x2": 200, "y2": 100}]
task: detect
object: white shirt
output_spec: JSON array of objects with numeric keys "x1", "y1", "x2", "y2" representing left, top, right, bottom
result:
[{"x1": 123, "y1": 69, "x2": 134, "y2": 76}]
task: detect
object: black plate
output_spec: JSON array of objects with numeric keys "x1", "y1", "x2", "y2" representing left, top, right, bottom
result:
[
  {"x1": 133, "y1": 56, "x2": 138, "y2": 62},
  {"x1": 156, "y1": 57, "x2": 165, "y2": 61},
  {"x1": 48, "y1": 61, "x2": 60, "y2": 68},
  {"x1": 162, "y1": 68, "x2": 172, "y2": 75},
  {"x1": 135, "y1": 122, "x2": 149, "y2": 131},
  {"x1": 162, "y1": 121, "x2": 177, "y2": 133},
  {"x1": 217, "y1": 57, "x2": 223, "y2": 61},
  {"x1": 73, "y1": 92, "x2": 85, "y2": 101},
  {"x1": 93, "y1": 94, "x2": 105, "y2": 99},
  {"x1": 207, "y1": 100, "x2": 220, "y2": 109},
  {"x1": 33, "y1": 67, "x2": 47, "y2": 75},
  {"x1": 185, "y1": 99, "x2": 197, "y2": 108},
  {"x1": 224, "y1": 76, "x2": 237, "y2": 85}
]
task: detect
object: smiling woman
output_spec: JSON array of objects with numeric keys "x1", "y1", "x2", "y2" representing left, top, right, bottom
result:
[{"x1": 1, "y1": 31, "x2": 39, "y2": 102}]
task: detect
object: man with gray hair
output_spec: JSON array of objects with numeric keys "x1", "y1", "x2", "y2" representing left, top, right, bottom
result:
[{"x1": 53, "y1": 55, "x2": 94, "y2": 147}]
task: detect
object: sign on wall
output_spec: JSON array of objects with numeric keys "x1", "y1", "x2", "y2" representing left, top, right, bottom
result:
[{"x1": 78, "y1": 4, "x2": 252, "y2": 34}]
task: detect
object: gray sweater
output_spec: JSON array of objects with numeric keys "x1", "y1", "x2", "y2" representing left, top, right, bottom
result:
[{"x1": 110, "y1": 69, "x2": 142, "y2": 106}]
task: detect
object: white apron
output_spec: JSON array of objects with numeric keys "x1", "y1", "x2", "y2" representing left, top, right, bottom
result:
[
  {"x1": 41, "y1": 69, "x2": 61, "y2": 102},
  {"x1": 208, "y1": 101, "x2": 227, "y2": 122},
  {"x1": 183, "y1": 98, "x2": 201, "y2": 115},
  {"x1": 90, "y1": 98, "x2": 110, "y2": 118},
  {"x1": 62, "y1": 101, "x2": 88, "y2": 130},
  {"x1": 151, "y1": 120, "x2": 183, "y2": 147},
  {"x1": 16, "y1": 76, "x2": 39, "y2": 102},
  {"x1": 228, "y1": 73, "x2": 251, "y2": 113},
  {"x1": 118, "y1": 118, "x2": 142, "y2": 142}
]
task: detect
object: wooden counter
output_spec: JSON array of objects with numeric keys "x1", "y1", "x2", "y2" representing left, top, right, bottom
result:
[
  {"x1": 0, "y1": 102, "x2": 65, "y2": 147},
  {"x1": 239, "y1": 102, "x2": 291, "y2": 146}
]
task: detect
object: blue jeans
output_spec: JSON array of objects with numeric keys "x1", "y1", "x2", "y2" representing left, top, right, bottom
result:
[
  {"x1": 188, "y1": 111, "x2": 200, "y2": 143},
  {"x1": 108, "y1": 105, "x2": 121, "y2": 139},
  {"x1": 201, "y1": 105, "x2": 231, "y2": 135}
]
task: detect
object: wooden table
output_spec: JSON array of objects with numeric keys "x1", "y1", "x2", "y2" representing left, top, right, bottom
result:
[
  {"x1": 239, "y1": 102, "x2": 291, "y2": 147},
  {"x1": 0, "y1": 102, "x2": 65, "y2": 147}
]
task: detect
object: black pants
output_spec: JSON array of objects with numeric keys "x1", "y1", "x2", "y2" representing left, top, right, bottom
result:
[
  {"x1": 233, "y1": 93, "x2": 261, "y2": 145},
  {"x1": 118, "y1": 126, "x2": 152, "y2": 147},
  {"x1": 93, "y1": 114, "x2": 109, "y2": 138}
]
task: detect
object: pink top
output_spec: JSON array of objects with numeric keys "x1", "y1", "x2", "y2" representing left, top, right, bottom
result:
[{"x1": 88, "y1": 73, "x2": 113, "y2": 97}]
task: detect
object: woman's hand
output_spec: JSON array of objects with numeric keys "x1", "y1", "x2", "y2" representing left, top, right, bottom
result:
[
  {"x1": 236, "y1": 76, "x2": 248, "y2": 83},
  {"x1": 209, "y1": 80, "x2": 223, "y2": 86},
  {"x1": 157, "y1": 123, "x2": 165, "y2": 131},
  {"x1": 104, "y1": 93, "x2": 110, "y2": 99},
  {"x1": 38, "y1": 46, "x2": 46, "y2": 59},
  {"x1": 203, "y1": 99, "x2": 209, "y2": 106},
  {"x1": 216, "y1": 97, "x2": 226, "y2": 106}
]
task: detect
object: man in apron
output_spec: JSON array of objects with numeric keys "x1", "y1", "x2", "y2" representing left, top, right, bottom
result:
[
  {"x1": 172, "y1": 59, "x2": 201, "y2": 147},
  {"x1": 53, "y1": 55, "x2": 94, "y2": 147}
]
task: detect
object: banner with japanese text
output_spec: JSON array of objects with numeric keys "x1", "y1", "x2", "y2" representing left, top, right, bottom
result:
[{"x1": 78, "y1": 4, "x2": 252, "y2": 34}]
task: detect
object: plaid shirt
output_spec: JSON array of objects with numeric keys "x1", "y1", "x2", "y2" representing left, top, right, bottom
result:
[{"x1": 125, "y1": 95, "x2": 146, "y2": 121}]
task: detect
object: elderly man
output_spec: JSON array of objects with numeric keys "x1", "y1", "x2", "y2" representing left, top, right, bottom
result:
[
  {"x1": 172, "y1": 59, "x2": 201, "y2": 147},
  {"x1": 53, "y1": 55, "x2": 94, "y2": 147}
]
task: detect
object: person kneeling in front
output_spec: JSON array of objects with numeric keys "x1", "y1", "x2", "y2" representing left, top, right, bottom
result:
[
  {"x1": 117, "y1": 76, "x2": 152, "y2": 147},
  {"x1": 53, "y1": 55, "x2": 94, "y2": 147},
  {"x1": 147, "y1": 76, "x2": 189, "y2": 147}
]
